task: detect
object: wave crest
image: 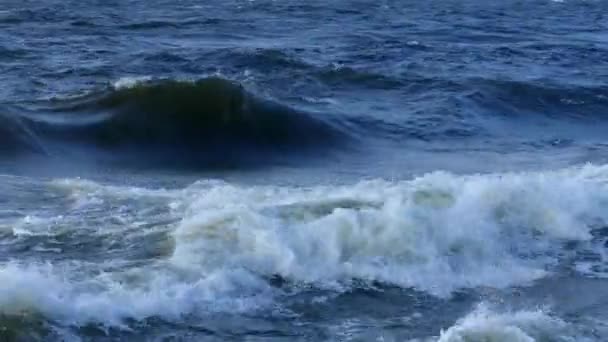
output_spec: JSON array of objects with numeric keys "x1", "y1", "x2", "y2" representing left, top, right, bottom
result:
[{"x1": 438, "y1": 304, "x2": 571, "y2": 342}]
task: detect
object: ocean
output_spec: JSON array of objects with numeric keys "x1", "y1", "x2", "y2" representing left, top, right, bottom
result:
[{"x1": 1, "y1": 0, "x2": 608, "y2": 340}]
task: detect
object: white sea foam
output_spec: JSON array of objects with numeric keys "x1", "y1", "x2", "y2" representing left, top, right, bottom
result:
[
  {"x1": 11, "y1": 215, "x2": 62, "y2": 237},
  {"x1": 0, "y1": 262, "x2": 275, "y2": 327},
  {"x1": 111, "y1": 76, "x2": 153, "y2": 90},
  {"x1": 1, "y1": 164, "x2": 607, "y2": 326},
  {"x1": 110, "y1": 72, "x2": 234, "y2": 91},
  {"x1": 172, "y1": 164, "x2": 608, "y2": 297},
  {"x1": 50, "y1": 178, "x2": 177, "y2": 207},
  {"x1": 437, "y1": 304, "x2": 584, "y2": 342}
]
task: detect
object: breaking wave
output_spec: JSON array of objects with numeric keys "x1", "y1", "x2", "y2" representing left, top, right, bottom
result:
[
  {"x1": 1, "y1": 164, "x2": 608, "y2": 328},
  {"x1": 436, "y1": 304, "x2": 580, "y2": 342}
]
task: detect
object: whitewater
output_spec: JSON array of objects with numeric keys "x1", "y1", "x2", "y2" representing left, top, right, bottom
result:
[{"x1": 0, "y1": 164, "x2": 607, "y2": 340}]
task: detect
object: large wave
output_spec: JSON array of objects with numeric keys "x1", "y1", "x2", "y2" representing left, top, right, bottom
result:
[
  {"x1": 2, "y1": 164, "x2": 608, "y2": 329},
  {"x1": 5, "y1": 74, "x2": 607, "y2": 165},
  {"x1": 64, "y1": 77, "x2": 342, "y2": 147},
  {"x1": 1, "y1": 77, "x2": 346, "y2": 166}
]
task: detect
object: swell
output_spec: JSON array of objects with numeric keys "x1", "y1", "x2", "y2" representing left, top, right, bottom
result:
[
  {"x1": 6, "y1": 77, "x2": 347, "y2": 166},
  {"x1": 467, "y1": 78, "x2": 608, "y2": 119},
  {"x1": 216, "y1": 48, "x2": 608, "y2": 141},
  {"x1": 206, "y1": 48, "x2": 407, "y2": 90},
  {"x1": 5, "y1": 75, "x2": 607, "y2": 164},
  {"x1": 60, "y1": 77, "x2": 344, "y2": 147}
]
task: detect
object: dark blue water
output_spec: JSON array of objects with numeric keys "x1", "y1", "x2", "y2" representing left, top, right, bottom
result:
[{"x1": 1, "y1": 0, "x2": 608, "y2": 341}]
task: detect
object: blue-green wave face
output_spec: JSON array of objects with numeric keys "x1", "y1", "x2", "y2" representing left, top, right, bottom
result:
[
  {"x1": 64, "y1": 77, "x2": 344, "y2": 148},
  {"x1": 0, "y1": 78, "x2": 348, "y2": 167}
]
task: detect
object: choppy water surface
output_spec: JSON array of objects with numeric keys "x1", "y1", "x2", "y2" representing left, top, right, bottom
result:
[{"x1": 1, "y1": 0, "x2": 608, "y2": 340}]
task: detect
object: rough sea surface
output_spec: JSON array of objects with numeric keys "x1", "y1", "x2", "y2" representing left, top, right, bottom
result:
[{"x1": 1, "y1": 0, "x2": 608, "y2": 340}]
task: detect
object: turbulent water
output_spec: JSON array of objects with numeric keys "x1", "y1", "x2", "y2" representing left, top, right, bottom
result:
[{"x1": 1, "y1": 0, "x2": 608, "y2": 341}]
